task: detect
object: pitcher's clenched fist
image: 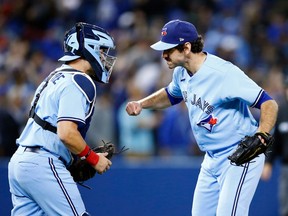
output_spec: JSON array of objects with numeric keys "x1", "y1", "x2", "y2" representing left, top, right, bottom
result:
[{"x1": 126, "y1": 101, "x2": 142, "y2": 116}]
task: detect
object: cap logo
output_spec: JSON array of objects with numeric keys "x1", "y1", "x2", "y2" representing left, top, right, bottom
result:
[
  {"x1": 161, "y1": 31, "x2": 167, "y2": 36},
  {"x1": 161, "y1": 28, "x2": 167, "y2": 36},
  {"x1": 179, "y1": 38, "x2": 184, "y2": 41}
]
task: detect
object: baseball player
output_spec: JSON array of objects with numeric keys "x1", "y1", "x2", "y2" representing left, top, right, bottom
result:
[
  {"x1": 8, "y1": 22, "x2": 117, "y2": 215},
  {"x1": 126, "y1": 19, "x2": 278, "y2": 216}
]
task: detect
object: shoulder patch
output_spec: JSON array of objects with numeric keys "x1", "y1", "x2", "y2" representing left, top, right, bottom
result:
[{"x1": 72, "y1": 74, "x2": 96, "y2": 103}]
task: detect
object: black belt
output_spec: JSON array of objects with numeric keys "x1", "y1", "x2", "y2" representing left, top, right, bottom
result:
[{"x1": 24, "y1": 146, "x2": 41, "y2": 153}]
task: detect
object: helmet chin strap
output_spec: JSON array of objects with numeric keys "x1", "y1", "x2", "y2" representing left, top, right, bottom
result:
[
  {"x1": 90, "y1": 67, "x2": 109, "y2": 84},
  {"x1": 83, "y1": 49, "x2": 105, "y2": 83},
  {"x1": 101, "y1": 71, "x2": 109, "y2": 83}
]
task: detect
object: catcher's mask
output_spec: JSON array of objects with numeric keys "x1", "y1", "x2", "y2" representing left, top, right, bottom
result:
[{"x1": 58, "y1": 22, "x2": 117, "y2": 83}]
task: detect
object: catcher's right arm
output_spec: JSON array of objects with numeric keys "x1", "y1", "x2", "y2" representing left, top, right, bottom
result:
[{"x1": 228, "y1": 132, "x2": 274, "y2": 166}]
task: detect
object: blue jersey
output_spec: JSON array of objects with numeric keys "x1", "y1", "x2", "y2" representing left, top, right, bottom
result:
[
  {"x1": 167, "y1": 52, "x2": 261, "y2": 152},
  {"x1": 17, "y1": 64, "x2": 96, "y2": 165}
]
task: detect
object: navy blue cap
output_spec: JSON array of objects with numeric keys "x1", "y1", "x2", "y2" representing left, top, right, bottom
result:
[{"x1": 151, "y1": 19, "x2": 198, "y2": 51}]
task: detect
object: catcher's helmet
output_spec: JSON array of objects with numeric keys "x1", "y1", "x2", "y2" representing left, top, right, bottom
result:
[{"x1": 58, "y1": 22, "x2": 117, "y2": 83}]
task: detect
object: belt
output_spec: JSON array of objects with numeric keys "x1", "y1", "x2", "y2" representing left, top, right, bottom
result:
[
  {"x1": 24, "y1": 146, "x2": 41, "y2": 153},
  {"x1": 22, "y1": 146, "x2": 68, "y2": 166}
]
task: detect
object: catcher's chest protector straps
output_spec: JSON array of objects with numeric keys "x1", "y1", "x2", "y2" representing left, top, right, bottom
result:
[
  {"x1": 72, "y1": 74, "x2": 96, "y2": 103},
  {"x1": 29, "y1": 68, "x2": 79, "y2": 134}
]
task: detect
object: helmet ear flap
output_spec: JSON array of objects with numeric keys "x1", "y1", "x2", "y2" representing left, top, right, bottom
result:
[{"x1": 75, "y1": 22, "x2": 84, "y2": 56}]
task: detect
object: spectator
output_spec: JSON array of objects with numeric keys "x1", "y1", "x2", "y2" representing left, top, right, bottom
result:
[
  {"x1": 0, "y1": 96, "x2": 19, "y2": 157},
  {"x1": 118, "y1": 77, "x2": 158, "y2": 159},
  {"x1": 157, "y1": 102, "x2": 200, "y2": 156}
]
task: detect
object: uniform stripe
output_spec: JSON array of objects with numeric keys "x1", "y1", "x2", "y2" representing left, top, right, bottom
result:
[
  {"x1": 58, "y1": 117, "x2": 86, "y2": 124},
  {"x1": 250, "y1": 89, "x2": 263, "y2": 108},
  {"x1": 48, "y1": 158, "x2": 78, "y2": 216},
  {"x1": 165, "y1": 87, "x2": 183, "y2": 105},
  {"x1": 231, "y1": 163, "x2": 249, "y2": 216}
]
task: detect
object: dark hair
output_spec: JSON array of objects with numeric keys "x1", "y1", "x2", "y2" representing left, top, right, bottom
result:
[{"x1": 175, "y1": 35, "x2": 204, "y2": 53}]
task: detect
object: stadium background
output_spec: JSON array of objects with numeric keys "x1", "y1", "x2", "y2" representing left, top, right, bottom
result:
[{"x1": 0, "y1": 0, "x2": 287, "y2": 215}]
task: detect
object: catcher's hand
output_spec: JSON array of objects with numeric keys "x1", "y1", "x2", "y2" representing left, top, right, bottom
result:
[
  {"x1": 228, "y1": 132, "x2": 274, "y2": 166},
  {"x1": 68, "y1": 141, "x2": 128, "y2": 183}
]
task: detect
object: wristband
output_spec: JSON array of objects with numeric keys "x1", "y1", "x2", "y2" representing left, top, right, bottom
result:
[{"x1": 78, "y1": 145, "x2": 99, "y2": 166}]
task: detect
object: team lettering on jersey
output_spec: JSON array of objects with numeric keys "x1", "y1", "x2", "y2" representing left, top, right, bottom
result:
[
  {"x1": 51, "y1": 73, "x2": 65, "y2": 84},
  {"x1": 189, "y1": 93, "x2": 214, "y2": 115},
  {"x1": 182, "y1": 91, "x2": 217, "y2": 131}
]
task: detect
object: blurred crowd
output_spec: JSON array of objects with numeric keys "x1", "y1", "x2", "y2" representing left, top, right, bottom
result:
[{"x1": 0, "y1": 0, "x2": 287, "y2": 159}]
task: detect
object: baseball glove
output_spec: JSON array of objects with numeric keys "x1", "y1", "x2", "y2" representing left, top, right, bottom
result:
[
  {"x1": 228, "y1": 132, "x2": 274, "y2": 166},
  {"x1": 68, "y1": 141, "x2": 127, "y2": 183}
]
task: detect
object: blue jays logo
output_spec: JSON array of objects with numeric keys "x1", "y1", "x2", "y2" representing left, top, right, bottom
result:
[
  {"x1": 161, "y1": 28, "x2": 167, "y2": 36},
  {"x1": 197, "y1": 115, "x2": 218, "y2": 132}
]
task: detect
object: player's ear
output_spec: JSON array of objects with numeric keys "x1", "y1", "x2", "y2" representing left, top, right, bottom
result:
[{"x1": 184, "y1": 42, "x2": 191, "y2": 53}]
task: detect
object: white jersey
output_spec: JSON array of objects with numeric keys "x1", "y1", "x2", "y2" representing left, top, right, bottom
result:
[
  {"x1": 16, "y1": 64, "x2": 96, "y2": 165},
  {"x1": 167, "y1": 52, "x2": 261, "y2": 152}
]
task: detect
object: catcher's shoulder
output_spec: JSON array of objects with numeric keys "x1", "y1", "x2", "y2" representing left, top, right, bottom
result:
[{"x1": 72, "y1": 73, "x2": 96, "y2": 103}]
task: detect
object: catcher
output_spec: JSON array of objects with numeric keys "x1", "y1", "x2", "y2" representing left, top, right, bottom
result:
[{"x1": 8, "y1": 22, "x2": 117, "y2": 215}]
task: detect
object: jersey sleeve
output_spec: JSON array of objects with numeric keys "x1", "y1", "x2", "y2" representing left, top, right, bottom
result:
[
  {"x1": 166, "y1": 67, "x2": 184, "y2": 98},
  {"x1": 166, "y1": 68, "x2": 184, "y2": 105},
  {"x1": 57, "y1": 73, "x2": 96, "y2": 125},
  {"x1": 221, "y1": 63, "x2": 263, "y2": 106},
  {"x1": 57, "y1": 83, "x2": 87, "y2": 124}
]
